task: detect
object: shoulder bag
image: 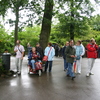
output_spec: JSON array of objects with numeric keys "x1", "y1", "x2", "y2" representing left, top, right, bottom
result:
[{"x1": 42, "y1": 47, "x2": 52, "y2": 61}]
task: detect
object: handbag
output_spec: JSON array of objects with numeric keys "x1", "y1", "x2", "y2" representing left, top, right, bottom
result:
[
  {"x1": 13, "y1": 52, "x2": 16, "y2": 56},
  {"x1": 35, "y1": 62, "x2": 42, "y2": 69},
  {"x1": 42, "y1": 56, "x2": 48, "y2": 61},
  {"x1": 76, "y1": 56, "x2": 80, "y2": 60},
  {"x1": 42, "y1": 47, "x2": 52, "y2": 61}
]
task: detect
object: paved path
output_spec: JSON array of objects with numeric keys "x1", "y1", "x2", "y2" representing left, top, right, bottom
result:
[{"x1": 0, "y1": 56, "x2": 100, "y2": 100}]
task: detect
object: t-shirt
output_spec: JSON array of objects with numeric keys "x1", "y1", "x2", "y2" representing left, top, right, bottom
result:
[{"x1": 14, "y1": 45, "x2": 25, "y2": 58}]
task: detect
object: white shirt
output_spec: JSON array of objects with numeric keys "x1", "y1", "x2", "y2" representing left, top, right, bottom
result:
[{"x1": 14, "y1": 45, "x2": 25, "y2": 58}]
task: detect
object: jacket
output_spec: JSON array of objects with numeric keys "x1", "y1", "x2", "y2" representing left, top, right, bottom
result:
[
  {"x1": 36, "y1": 46, "x2": 44, "y2": 60},
  {"x1": 65, "y1": 46, "x2": 76, "y2": 63},
  {"x1": 62, "y1": 46, "x2": 67, "y2": 59},
  {"x1": 28, "y1": 51, "x2": 40, "y2": 65},
  {"x1": 44, "y1": 46, "x2": 55, "y2": 61},
  {"x1": 75, "y1": 45, "x2": 83, "y2": 57},
  {"x1": 86, "y1": 43, "x2": 98, "y2": 58}
]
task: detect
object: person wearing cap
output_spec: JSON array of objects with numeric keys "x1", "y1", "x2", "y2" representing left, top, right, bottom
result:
[{"x1": 86, "y1": 38, "x2": 98, "y2": 77}]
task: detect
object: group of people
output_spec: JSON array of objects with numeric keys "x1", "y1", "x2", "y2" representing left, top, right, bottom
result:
[
  {"x1": 62, "y1": 38, "x2": 98, "y2": 80},
  {"x1": 14, "y1": 40, "x2": 55, "y2": 75},
  {"x1": 14, "y1": 39, "x2": 98, "y2": 80}
]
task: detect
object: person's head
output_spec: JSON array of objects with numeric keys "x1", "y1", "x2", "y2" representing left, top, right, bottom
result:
[
  {"x1": 65, "y1": 41, "x2": 69, "y2": 46},
  {"x1": 27, "y1": 43, "x2": 31, "y2": 47},
  {"x1": 32, "y1": 47, "x2": 36, "y2": 52},
  {"x1": 76, "y1": 40, "x2": 81, "y2": 46},
  {"x1": 48, "y1": 42, "x2": 52, "y2": 47},
  {"x1": 90, "y1": 38, "x2": 95, "y2": 44},
  {"x1": 16, "y1": 40, "x2": 20, "y2": 45},
  {"x1": 4, "y1": 49, "x2": 8, "y2": 53},
  {"x1": 36, "y1": 43, "x2": 40, "y2": 47},
  {"x1": 69, "y1": 40, "x2": 74, "y2": 46}
]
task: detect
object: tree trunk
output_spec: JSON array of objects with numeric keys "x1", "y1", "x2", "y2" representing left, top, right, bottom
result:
[
  {"x1": 14, "y1": 7, "x2": 19, "y2": 45},
  {"x1": 69, "y1": 0, "x2": 74, "y2": 40},
  {"x1": 39, "y1": 0, "x2": 54, "y2": 50}
]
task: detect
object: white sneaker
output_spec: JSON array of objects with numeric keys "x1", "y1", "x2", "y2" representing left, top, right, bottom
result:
[
  {"x1": 90, "y1": 72, "x2": 94, "y2": 75},
  {"x1": 86, "y1": 73, "x2": 90, "y2": 77},
  {"x1": 18, "y1": 72, "x2": 21, "y2": 75}
]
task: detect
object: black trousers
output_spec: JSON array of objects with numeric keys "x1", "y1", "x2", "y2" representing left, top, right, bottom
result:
[{"x1": 45, "y1": 61, "x2": 53, "y2": 72}]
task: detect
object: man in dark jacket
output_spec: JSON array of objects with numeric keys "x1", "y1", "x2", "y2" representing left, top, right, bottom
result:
[
  {"x1": 62, "y1": 41, "x2": 69, "y2": 71},
  {"x1": 36, "y1": 43, "x2": 44, "y2": 60},
  {"x1": 65, "y1": 40, "x2": 76, "y2": 80}
]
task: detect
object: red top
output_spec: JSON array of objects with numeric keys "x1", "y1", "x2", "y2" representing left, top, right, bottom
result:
[
  {"x1": 86, "y1": 43, "x2": 98, "y2": 58},
  {"x1": 32, "y1": 52, "x2": 39, "y2": 60}
]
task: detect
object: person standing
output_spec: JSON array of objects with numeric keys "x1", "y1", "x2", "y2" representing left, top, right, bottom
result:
[
  {"x1": 75, "y1": 40, "x2": 84, "y2": 74},
  {"x1": 44, "y1": 43, "x2": 55, "y2": 72},
  {"x1": 86, "y1": 38, "x2": 98, "y2": 77},
  {"x1": 65, "y1": 40, "x2": 76, "y2": 80},
  {"x1": 62, "y1": 41, "x2": 69, "y2": 71},
  {"x1": 14, "y1": 40, "x2": 25, "y2": 75},
  {"x1": 55, "y1": 43, "x2": 59, "y2": 57},
  {"x1": 35, "y1": 43, "x2": 44, "y2": 60}
]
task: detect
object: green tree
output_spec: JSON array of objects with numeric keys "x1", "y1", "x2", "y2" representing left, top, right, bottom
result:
[
  {"x1": 0, "y1": 0, "x2": 29, "y2": 45},
  {"x1": 18, "y1": 26, "x2": 41, "y2": 49},
  {"x1": 57, "y1": 0, "x2": 100, "y2": 40},
  {"x1": 90, "y1": 15, "x2": 100, "y2": 31},
  {"x1": 0, "y1": 23, "x2": 13, "y2": 53}
]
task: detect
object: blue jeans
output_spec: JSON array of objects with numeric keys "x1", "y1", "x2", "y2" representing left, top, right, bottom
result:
[
  {"x1": 67, "y1": 63, "x2": 75, "y2": 77},
  {"x1": 64, "y1": 59, "x2": 68, "y2": 70},
  {"x1": 45, "y1": 61, "x2": 52, "y2": 72},
  {"x1": 31, "y1": 60, "x2": 35, "y2": 69}
]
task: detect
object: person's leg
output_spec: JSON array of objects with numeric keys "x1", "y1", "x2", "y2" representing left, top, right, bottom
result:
[
  {"x1": 15, "y1": 58, "x2": 19, "y2": 72},
  {"x1": 45, "y1": 61, "x2": 48, "y2": 72},
  {"x1": 49, "y1": 61, "x2": 53, "y2": 72},
  {"x1": 31, "y1": 60, "x2": 36, "y2": 70},
  {"x1": 67, "y1": 63, "x2": 75, "y2": 77},
  {"x1": 69, "y1": 63, "x2": 75, "y2": 77},
  {"x1": 64, "y1": 59, "x2": 67, "y2": 70},
  {"x1": 86, "y1": 58, "x2": 92, "y2": 76},
  {"x1": 19, "y1": 58, "x2": 23, "y2": 74},
  {"x1": 77, "y1": 57, "x2": 82, "y2": 74},
  {"x1": 90, "y1": 58, "x2": 95, "y2": 74}
]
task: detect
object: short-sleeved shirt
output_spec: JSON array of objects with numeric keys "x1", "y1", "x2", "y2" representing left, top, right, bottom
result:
[{"x1": 14, "y1": 45, "x2": 25, "y2": 58}]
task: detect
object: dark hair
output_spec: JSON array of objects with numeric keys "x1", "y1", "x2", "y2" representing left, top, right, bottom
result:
[
  {"x1": 36, "y1": 42, "x2": 40, "y2": 45},
  {"x1": 69, "y1": 40, "x2": 73, "y2": 43},
  {"x1": 77, "y1": 40, "x2": 81, "y2": 44},
  {"x1": 48, "y1": 42, "x2": 52, "y2": 46},
  {"x1": 17, "y1": 40, "x2": 20, "y2": 43},
  {"x1": 4, "y1": 49, "x2": 8, "y2": 51}
]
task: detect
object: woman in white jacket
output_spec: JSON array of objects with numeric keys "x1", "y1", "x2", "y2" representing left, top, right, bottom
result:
[
  {"x1": 44, "y1": 43, "x2": 55, "y2": 72},
  {"x1": 75, "y1": 40, "x2": 85, "y2": 74}
]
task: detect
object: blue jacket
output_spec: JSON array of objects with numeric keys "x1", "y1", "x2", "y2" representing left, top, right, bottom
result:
[
  {"x1": 62, "y1": 46, "x2": 67, "y2": 59},
  {"x1": 28, "y1": 51, "x2": 40, "y2": 65},
  {"x1": 44, "y1": 46, "x2": 55, "y2": 61},
  {"x1": 75, "y1": 45, "x2": 83, "y2": 56}
]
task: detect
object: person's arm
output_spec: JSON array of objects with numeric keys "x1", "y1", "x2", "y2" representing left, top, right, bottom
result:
[
  {"x1": 21, "y1": 46, "x2": 25, "y2": 58},
  {"x1": 52, "y1": 47, "x2": 55, "y2": 57},
  {"x1": 81, "y1": 44, "x2": 85, "y2": 56},
  {"x1": 14, "y1": 46, "x2": 18, "y2": 52},
  {"x1": 44, "y1": 47, "x2": 47, "y2": 56},
  {"x1": 87, "y1": 44, "x2": 96, "y2": 51}
]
